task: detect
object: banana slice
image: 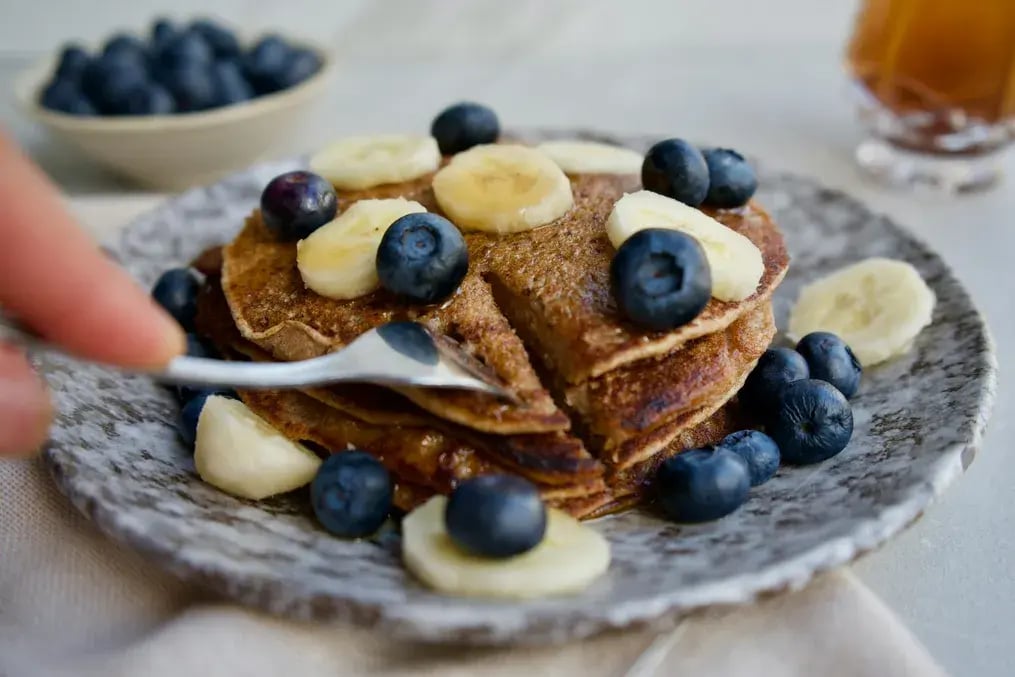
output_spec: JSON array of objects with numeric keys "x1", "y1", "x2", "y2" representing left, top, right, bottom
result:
[
  {"x1": 402, "y1": 496, "x2": 610, "y2": 599},
  {"x1": 309, "y1": 135, "x2": 441, "y2": 190},
  {"x1": 536, "y1": 140, "x2": 643, "y2": 175},
  {"x1": 296, "y1": 198, "x2": 427, "y2": 300},
  {"x1": 432, "y1": 144, "x2": 574, "y2": 234},
  {"x1": 195, "y1": 396, "x2": 321, "y2": 500},
  {"x1": 788, "y1": 257, "x2": 935, "y2": 366},
  {"x1": 607, "y1": 190, "x2": 764, "y2": 302}
]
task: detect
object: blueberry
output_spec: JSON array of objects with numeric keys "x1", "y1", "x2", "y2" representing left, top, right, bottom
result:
[
  {"x1": 768, "y1": 379, "x2": 853, "y2": 465},
  {"x1": 158, "y1": 65, "x2": 217, "y2": 112},
  {"x1": 610, "y1": 228, "x2": 711, "y2": 331},
  {"x1": 642, "y1": 139, "x2": 710, "y2": 207},
  {"x1": 178, "y1": 390, "x2": 236, "y2": 446},
  {"x1": 150, "y1": 18, "x2": 177, "y2": 47},
  {"x1": 184, "y1": 333, "x2": 215, "y2": 359},
  {"x1": 80, "y1": 55, "x2": 148, "y2": 113},
  {"x1": 178, "y1": 391, "x2": 212, "y2": 447},
  {"x1": 242, "y1": 35, "x2": 293, "y2": 95},
  {"x1": 113, "y1": 82, "x2": 175, "y2": 115},
  {"x1": 311, "y1": 451, "x2": 393, "y2": 538},
  {"x1": 211, "y1": 60, "x2": 253, "y2": 107},
  {"x1": 655, "y1": 448, "x2": 751, "y2": 523},
  {"x1": 151, "y1": 268, "x2": 200, "y2": 331},
  {"x1": 273, "y1": 48, "x2": 321, "y2": 89},
  {"x1": 103, "y1": 33, "x2": 149, "y2": 64},
  {"x1": 431, "y1": 102, "x2": 500, "y2": 154},
  {"x1": 718, "y1": 430, "x2": 780, "y2": 486},
  {"x1": 54, "y1": 44, "x2": 91, "y2": 81},
  {"x1": 190, "y1": 19, "x2": 241, "y2": 59},
  {"x1": 155, "y1": 30, "x2": 213, "y2": 71},
  {"x1": 702, "y1": 148, "x2": 758, "y2": 208},
  {"x1": 445, "y1": 475, "x2": 547, "y2": 558},
  {"x1": 39, "y1": 79, "x2": 95, "y2": 116},
  {"x1": 796, "y1": 332, "x2": 862, "y2": 399},
  {"x1": 740, "y1": 347, "x2": 809, "y2": 415},
  {"x1": 260, "y1": 171, "x2": 338, "y2": 240},
  {"x1": 376, "y1": 213, "x2": 469, "y2": 304}
]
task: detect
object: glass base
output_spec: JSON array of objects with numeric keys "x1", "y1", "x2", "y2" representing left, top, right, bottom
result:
[{"x1": 855, "y1": 138, "x2": 1003, "y2": 193}]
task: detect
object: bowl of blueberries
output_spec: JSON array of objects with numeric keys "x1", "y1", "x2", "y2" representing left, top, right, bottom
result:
[{"x1": 16, "y1": 17, "x2": 333, "y2": 190}]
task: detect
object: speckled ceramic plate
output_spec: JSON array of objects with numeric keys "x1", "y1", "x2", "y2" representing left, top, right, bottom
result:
[{"x1": 42, "y1": 131, "x2": 996, "y2": 645}]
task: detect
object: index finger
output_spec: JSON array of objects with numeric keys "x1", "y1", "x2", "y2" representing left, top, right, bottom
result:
[{"x1": 0, "y1": 132, "x2": 184, "y2": 368}]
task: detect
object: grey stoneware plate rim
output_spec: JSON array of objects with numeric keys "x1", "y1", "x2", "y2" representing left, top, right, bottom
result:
[{"x1": 42, "y1": 130, "x2": 998, "y2": 646}]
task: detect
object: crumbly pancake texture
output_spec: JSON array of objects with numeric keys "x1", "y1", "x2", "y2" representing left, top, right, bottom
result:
[{"x1": 221, "y1": 172, "x2": 788, "y2": 438}]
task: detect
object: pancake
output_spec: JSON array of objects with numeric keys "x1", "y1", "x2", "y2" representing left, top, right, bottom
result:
[
  {"x1": 195, "y1": 270, "x2": 750, "y2": 519},
  {"x1": 221, "y1": 172, "x2": 788, "y2": 439},
  {"x1": 204, "y1": 147, "x2": 789, "y2": 519},
  {"x1": 197, "y1": 276, "x2": 604, "y2": 487},
  {"x1": 201, "y1": 264, "x2": 764, "y2": 479}
]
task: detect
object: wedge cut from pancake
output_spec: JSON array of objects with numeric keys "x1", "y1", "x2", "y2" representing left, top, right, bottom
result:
[{"x1": 196, "y1": 275, "x2": 602, "y2": 488}]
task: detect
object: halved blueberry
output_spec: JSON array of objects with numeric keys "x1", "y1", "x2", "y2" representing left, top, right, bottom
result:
[
  {"x1": 311, "y1": 451, "x2": 393, "y2": 538},
  {"x1": 430, "y1": 102, "x2": 500, "y2": 154},
  {"x1": 260, "y1": 171, "x2": 338, "y2": 240},
  {"x1": 796, "y1": 332, "x2": 862, "y2": 399},
  {"x1": 718, "y1": 430, "x2": 780, "y2": 486},
  {"x1": 54, "y1": 44, "x2": 91, "y2": 81},
  {"x1": 768, "y1": 379, "x2": 853, "y2": 464},
  {"x1": 376, "y1": 213, "x2": 469, "y2": 304},
  {"x1": 655, "y1": 448, "x2": 750, "y2": 523},
  {"x1": 445, "y1": 475, "x2": 547, "y2": 558},
  {"x1": 39, "y1": 80, "x2": 95, "y2": 116},
  {"x1": 610, "y1": 228, "x2": 711, "y2": 330},
  {"x1": 151, "y1": 268, "x2": 200, "y2": 331},
  {"x1": 702, "y1": 148, "x2": 758, "y2": 208},
  {"x1": 642, "y1": 138, "x2": 710, "y2": 207},
  {"x1": 740, "y1": 347, "x2": 809, "y2": 416}
]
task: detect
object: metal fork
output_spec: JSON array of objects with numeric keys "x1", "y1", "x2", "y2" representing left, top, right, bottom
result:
[{"x1": 0, "y1": 317, "x2": 515, "y2": 400}]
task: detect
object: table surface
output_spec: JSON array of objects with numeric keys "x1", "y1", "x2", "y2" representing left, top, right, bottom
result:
[{"x1": 2, "y1": 1, "x2": 1012, "y2": 674}]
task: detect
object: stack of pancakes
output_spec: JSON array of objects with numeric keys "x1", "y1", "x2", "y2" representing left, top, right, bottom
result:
[{"x1": 195, "y1": 168, "x2": 789, "y2": 519}]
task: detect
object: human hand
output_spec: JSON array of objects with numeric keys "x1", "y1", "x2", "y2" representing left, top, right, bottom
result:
[{"x1": 0, "y1": 132, "x2": 185, "y2": 457}]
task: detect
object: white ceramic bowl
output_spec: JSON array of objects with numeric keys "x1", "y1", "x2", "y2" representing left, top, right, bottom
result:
[{"x1": 15, "y1": 45, "x2": 334, "y2": 190}]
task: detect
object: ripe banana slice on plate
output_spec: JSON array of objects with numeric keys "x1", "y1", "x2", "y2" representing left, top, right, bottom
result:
[
  {"x1": 297, "y1": 198, "x2": 427, "y2": 300},
  {"x1": 195, "y1": 396, "x2": 321, "y2": 500},
  {"x1": 607, "y1": 190, "x2": 764, "y2": 302},
  {"x1": 432, "y1": 144, "x2": 574, "y2": 234},
  {"x1": 309, "y1": 135, "x2": 441, "y2": 190},
  {"x1": 536, "y1": 140, "x2": 643, "y2": 175},
  {"x1": 789, "y1": 257, "x2": 935, "y2": 366},
  {"x1": 402, "y1": 496, "x2": 610, "y2": 598}
]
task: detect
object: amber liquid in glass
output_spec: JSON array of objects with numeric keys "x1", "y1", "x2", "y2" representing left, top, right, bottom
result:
[{"x1": 847, "y1": 0, "x2": 1015, "y2": 154}]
